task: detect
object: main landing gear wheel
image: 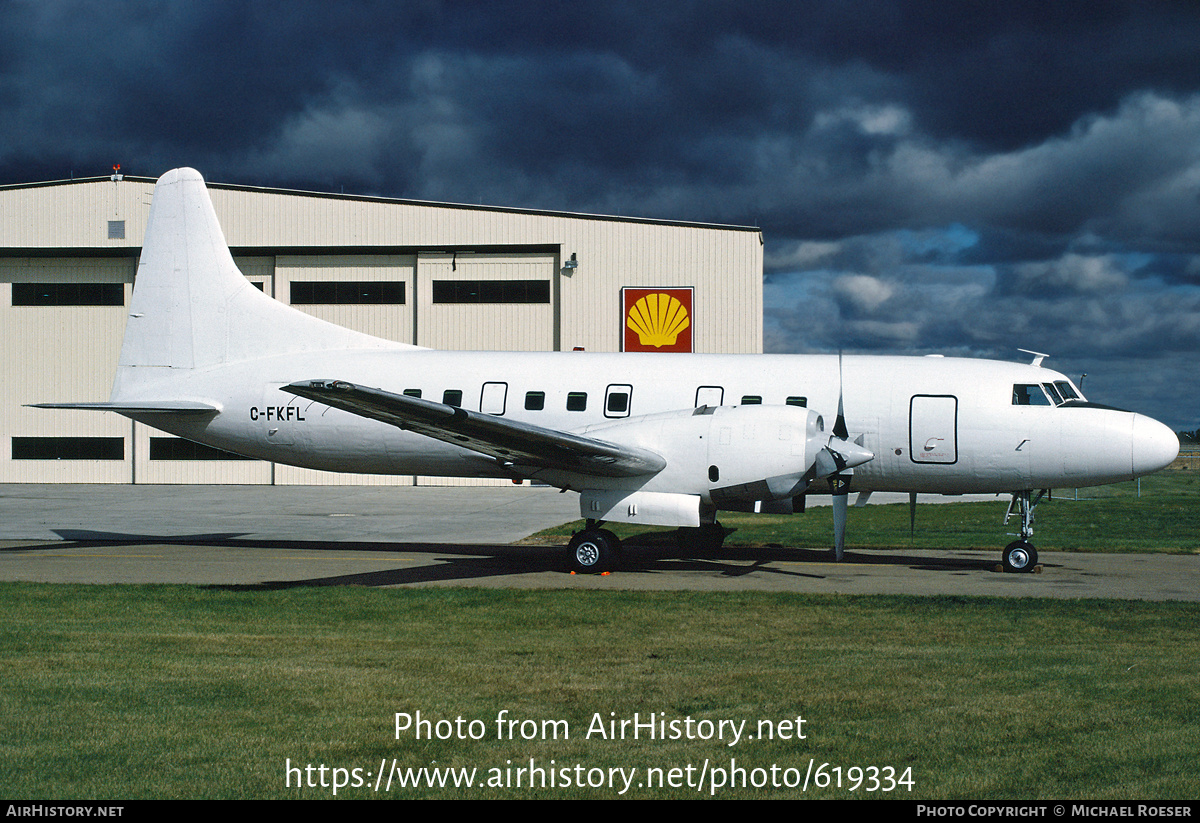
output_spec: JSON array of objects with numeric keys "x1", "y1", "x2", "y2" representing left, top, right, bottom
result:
[
  {"x1": 568, "y1": 528, "x2": 621, "y2": 574},
  {"x1": 1002, "y1": 540, "x2": 1038, "y2": 574}
]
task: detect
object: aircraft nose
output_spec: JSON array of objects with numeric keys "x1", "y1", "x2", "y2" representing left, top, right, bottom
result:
[{"x1": 1131, "y1": 414, "x2": 1179, "y2": 477}]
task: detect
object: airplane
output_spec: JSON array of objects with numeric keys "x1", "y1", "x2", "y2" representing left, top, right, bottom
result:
[{"x1": 35, "y1": 168, "x2": 1181, "y2": 574}]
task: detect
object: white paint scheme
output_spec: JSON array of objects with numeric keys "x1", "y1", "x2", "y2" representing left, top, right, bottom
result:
[{"x1": 39, "y1": 169, "x2": 1180, "y2": 569}]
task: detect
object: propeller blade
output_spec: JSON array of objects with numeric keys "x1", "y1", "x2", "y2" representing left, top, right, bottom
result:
[
  {"x1": 909, "y1": 492, "x2": 917, "y2": 539},
  {"x1": 832, "y1": 482, "x2": 848, "y2": 561},
  {"x1": 834, "y1": 352, "x2": 849, "y2": 440},
  {"x1": 827, "y1": 352, "x2": 858, "y2": 562}
]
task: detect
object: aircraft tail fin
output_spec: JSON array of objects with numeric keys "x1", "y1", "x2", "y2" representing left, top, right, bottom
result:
[{"x1": 112, "y1": 168, "x2": 414, "y2": 399}]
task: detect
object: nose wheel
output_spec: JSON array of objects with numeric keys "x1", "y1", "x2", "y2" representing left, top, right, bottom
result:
[
  {"x1": 1002, "y1": 540, "x2": 1038, "y2": 573},
  {"x1": 1002, "y1": 490, "x2": 1045, "y2": 573}
]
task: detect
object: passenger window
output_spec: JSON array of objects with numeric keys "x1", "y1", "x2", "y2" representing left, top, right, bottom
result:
[
  {"x1": 525, "y1": 391, "x2": 545, "y2": 411},
  {"x1": 1012, "y1": 384, "x2": 1052, "y2": 406},
  {"x1": 443, "y1": 389, "x2": 463, "y2": 407},
  {"x1": 604, "y1": 384, "x2": 633, "y2": 418},
  {"x1": 741, "y1": 396, "x2": 762, "y2": 405},
  {"x1": 566, "y1": 392, "x2": 588, "y2": 411},
  {"x1": 786, "y1": 396, "x2": 807, "y2": 407}
]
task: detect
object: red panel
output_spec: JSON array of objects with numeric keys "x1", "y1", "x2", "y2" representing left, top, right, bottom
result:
[{"x1": 622, "y1": 287, "x2": 693, "y2": 352}]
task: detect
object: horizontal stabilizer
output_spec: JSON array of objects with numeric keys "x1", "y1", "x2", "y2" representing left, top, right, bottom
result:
[
  {"x1": 29, "y1": 401, "x2": 219, "y2": 414},
  {"x1": 282, "y1": 380, "x2": 665, "y2": 478}
]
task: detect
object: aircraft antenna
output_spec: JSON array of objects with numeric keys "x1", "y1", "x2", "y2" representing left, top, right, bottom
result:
[{"x1": 1018, "y1": 349, "x2": 1049, "y2": 367}]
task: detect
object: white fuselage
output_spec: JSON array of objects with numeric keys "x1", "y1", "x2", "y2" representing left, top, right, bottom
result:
[
  {"x1": 132, "y1": 348, "x2": 1178, "y2": 500},
  {"x1": 45, "y1": 168, "x2": 1176, "y2": 538}
]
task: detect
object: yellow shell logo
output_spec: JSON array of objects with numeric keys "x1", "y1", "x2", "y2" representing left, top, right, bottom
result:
[{"x1": 627, "y1": 293, "x2": 690, "y2": 348}]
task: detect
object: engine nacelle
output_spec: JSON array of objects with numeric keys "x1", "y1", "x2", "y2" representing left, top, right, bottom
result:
[
  {"x1": 702, "y1": 404, "x2": 825, "y2": 508},
  {"x1": 578, "y1": 404, "x2": 826, "y2": 517}
]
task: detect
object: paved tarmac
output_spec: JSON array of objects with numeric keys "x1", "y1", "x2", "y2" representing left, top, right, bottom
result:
[
  {"x1": 0, "y1": 483, "x2": 582, "y2": 544},
  {"x1": 1, "y1": 484, "x2": 1196, "y2": 600}
]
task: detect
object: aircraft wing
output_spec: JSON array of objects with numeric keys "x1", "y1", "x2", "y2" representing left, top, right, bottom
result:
[{"x1": 282, "y1": 380, "x2": 666, "y2": 478}]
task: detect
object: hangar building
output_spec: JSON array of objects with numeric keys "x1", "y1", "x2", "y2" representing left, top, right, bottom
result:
[{"x1": 0, "y1": 172, "x2": 763, "y2": 485}]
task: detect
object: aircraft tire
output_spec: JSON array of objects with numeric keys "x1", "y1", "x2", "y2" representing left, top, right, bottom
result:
[
  {"x1": 569, "y1": 529, "x2": 620, "y2": 574},
  {"x1": 1002, "y1": 540, "x2": 1038, "y2": 573},
  {"x1": 598, "y1": 529, "x2": 622, "y2": 551}
]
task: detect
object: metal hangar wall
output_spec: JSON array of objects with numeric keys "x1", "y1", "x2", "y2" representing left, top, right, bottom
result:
[{"x1": 0, "y1": 173, "x2": 763, "y2": 485}]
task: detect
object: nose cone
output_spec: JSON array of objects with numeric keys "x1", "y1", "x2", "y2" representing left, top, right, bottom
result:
[
  {"x1": 1131, "y1": 414, "x2": 1179, "y2": 477},
  {"x1": 812, "y1": 438, "x2": 875, "y2": 479},
  {"x1": 837, "y1": 439, "x2": 876, "y2": 471}
]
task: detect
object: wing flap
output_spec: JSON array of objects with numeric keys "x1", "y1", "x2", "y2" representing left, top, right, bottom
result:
[{"x1": 282, "y1": 380, "x2": 665, "y2": 478}]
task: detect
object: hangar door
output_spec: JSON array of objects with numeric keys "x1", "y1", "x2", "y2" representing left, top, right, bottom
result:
[
  {"x1": 0, "y1": 257, "x2": 133, "y2": 483},
  {"x1": 909, "y1": 394, "x2": 958, "y2": 464},
  {"x1": 277, "y1": 254, "x2": 416, "y2": 344},
  {"x1": 416, "y1": 253, "x2": 556, "y2": 351}
]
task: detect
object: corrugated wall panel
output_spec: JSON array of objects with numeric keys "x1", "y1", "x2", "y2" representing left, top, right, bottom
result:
[
  {"x1": 415, "y1": 254, "x2": 555, "y2": 351},
  {"x1": 0, "y1": 179, "x2": 152, "y2": 249},
  {"x1": 0, "y1": 258, "x2": 134, "y2": 482},
  {"x1": 133, "y1": 426, "x2": 272, "y2": 484},
  {"x1": 277, "y1": 255, "x2": 417, "y2": 343}
]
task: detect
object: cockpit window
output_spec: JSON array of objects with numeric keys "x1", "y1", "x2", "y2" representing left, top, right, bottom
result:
[
  {"x1": 1013, "y1": 384, "x2": 1053, "y2": 406},
  {"x1": 1054, "y1": 380, "x2": 1082, "y2": 401},
  {"x1": 1014, "y1": 380, "x2": 1087, "y2": 406},
  {"x1": 1042, "y1": 383, "x2": 1064, "y2": 405}
]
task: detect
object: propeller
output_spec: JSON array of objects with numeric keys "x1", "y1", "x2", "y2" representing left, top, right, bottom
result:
[
  {"x1": 812, "y1": 353, "x2": 874, "y2": 561},
  {"x1": 909, "y1": 492, "x2": 917, "y2": 539}
]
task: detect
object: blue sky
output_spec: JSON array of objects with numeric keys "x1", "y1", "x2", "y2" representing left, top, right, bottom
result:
[{"x1": 2, "y1": 1, "x2": 1197, "y2": 429}]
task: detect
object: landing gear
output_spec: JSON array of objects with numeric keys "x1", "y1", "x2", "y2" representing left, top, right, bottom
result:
[
  {"x1": 676, "y1": 522, "x2": 727, "y2": 553},
  {"x1": 1001, "y1": 490, "x2": 1045, "y2": 573},
  {"x1": 568, "y1": 522, "x2": 621, "y2": 573},
  {"x1": 1003, "y1": 540, "x2": 1038, "y2": 573}
]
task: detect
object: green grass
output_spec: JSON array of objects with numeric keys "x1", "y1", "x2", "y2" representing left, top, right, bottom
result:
[
  {"x1": 530, "y1": 467, "x2": 1200, "y2": 554},
  {"x1": 2, "y1": 584, "x2": 1198, "y2": 799},
  {"x1": 3, "y1": 465, "x2": 1196, "y2": 799}
]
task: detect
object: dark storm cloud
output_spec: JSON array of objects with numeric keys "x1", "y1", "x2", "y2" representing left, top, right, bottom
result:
[
  {"x1": 828, "y1": 3, "x2": 1200, "y2": 152},
  {"x1": 1, "y1": 1, "x2": 1197, "y2": 427},
  {"x1": 6, "y1": 1, "x2": 1200, "y2": 229}
]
